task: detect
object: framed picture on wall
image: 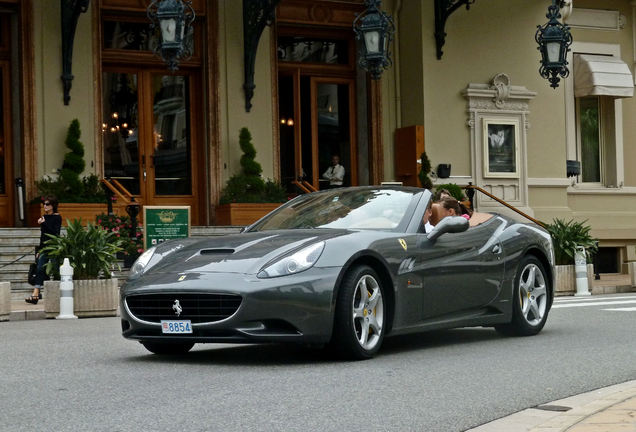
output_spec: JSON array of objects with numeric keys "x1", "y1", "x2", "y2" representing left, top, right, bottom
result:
[{"x1": 482, "y1": 117, "x2": 520, "y2": 178}]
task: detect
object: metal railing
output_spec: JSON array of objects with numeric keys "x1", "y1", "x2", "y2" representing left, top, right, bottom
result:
[{"x1": 465, "y1": 182, "x2": 545, "y2": 228}]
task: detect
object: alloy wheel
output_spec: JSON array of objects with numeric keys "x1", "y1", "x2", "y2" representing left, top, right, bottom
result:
[
  {"x1": 518, "y1": 263, "x2": 547, "y2": 326},
  {"x1": 351, "y1": 274, "x2": 384, "y2": 350}
]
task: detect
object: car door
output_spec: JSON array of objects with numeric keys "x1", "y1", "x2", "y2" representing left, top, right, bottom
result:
[{"x1": 410, "y1": 217, "x2": 507, "y2": 320}]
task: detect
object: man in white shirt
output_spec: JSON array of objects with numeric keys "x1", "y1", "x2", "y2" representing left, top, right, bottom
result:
[{"x1": 322, "y1": 155, "x2": 345, "y2": 188}]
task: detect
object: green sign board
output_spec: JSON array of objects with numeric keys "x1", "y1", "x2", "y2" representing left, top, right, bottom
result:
[{"x1": 143, "y1": 206, "x2": 191, "y2": 249}]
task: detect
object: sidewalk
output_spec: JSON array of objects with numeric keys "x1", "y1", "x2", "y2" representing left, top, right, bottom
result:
[
  {"x1": 9, "y1": 297, "x2": 45, "y2": 321},
  {"x1": 467, "y1": 380, "x2": 636, "y2": 432}
]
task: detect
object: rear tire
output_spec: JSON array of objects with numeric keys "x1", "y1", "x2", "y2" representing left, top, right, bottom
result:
[
  {"x1": 331, "y1": 265, "x2": 385, "y2": 360},
  {"x1": 141, "y1": 341, "x2": 195, "y2": 355},
  {"x1": 496, "y1": 255, "x2": 550, "y2": 336}
]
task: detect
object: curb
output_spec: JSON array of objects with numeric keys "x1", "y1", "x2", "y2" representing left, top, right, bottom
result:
[
  {"x1": 9, "y1": 309, "x2": 46, "y2": 321},
  {"x1": 467, "y1": 380, "x2": 636, "y2": 432}
]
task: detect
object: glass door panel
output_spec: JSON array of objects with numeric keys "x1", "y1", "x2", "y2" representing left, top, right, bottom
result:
[
  {"x1": 151, "y1": 74, "x2": 192, "y2": 195},
  {"x1": 102, "y1": 72, "x2": 141, "y2": 194},
  {"x1": 300, "y1": 76, "x2": 313, "y2": 184},
  {"x1": 311, "y1": 78, "x2": 355, "y2": 189},
  {"x1": 278, "y1": 73, "x2": 298, "y2": 189},
  {"x1": 0, "y1": 66, "x2": 5, "y2": 195}
]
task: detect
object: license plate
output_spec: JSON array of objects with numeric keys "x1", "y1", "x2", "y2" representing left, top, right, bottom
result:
[{"x1": 161, "y1": 320, "x2": 192, "y2": 334}]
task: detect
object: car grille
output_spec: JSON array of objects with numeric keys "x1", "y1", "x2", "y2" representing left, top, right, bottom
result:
[{"x1": 125, "y1": 293, "x2": 242, "y2": 324}]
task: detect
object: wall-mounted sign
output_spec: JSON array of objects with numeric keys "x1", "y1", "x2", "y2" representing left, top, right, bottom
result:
[{"x1": 143, "y1": 206, "x2": 191, "y2": 249}]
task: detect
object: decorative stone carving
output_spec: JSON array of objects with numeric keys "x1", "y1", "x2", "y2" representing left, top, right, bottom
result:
[
  {"x1": 491, "y1": 73, "x2": 511, "y2": 109},
  {"x1": 463, "y1": 74, "x2": 536, "y2": 217}
]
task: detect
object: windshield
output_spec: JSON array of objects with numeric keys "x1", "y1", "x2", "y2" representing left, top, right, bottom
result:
[{"x1": 249, "y1": 188, "x2": 420, "y2": 231}]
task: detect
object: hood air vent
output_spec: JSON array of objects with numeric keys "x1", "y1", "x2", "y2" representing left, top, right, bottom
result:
[{"x1": 200, "y1": 249, "x2": 235, "y2": 255}]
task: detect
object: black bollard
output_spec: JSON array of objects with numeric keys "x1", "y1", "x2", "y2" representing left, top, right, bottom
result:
[
  {"x1": 466, "y1": 182, "x2": 475, "y2": 211},
  {"x1": 125, "y1": 198, "x2": 141, "y2": 268},
  {"x1": 593, "y1": 241, "x2": 600, "y2": 280},
  {"x1": 102, "y1": 179, "x2": 114, "y2": 215}
]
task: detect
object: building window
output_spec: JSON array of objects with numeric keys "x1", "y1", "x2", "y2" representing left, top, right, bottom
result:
[
  {"x1": 566, "y1": 43, "x2": 630, "y2": 189},
  {"x1": 577, "y1": 97, "x2": 600, "y2": 183},
  {"x1": 575, "y1": 96, "x2": 617, "y2": 186}
]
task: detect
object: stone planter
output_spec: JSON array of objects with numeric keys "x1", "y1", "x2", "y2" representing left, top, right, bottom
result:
[
  {"x1": 554, "y1": 265, "x2": 575, "y2": 296},
  {"x1": 44, "y1": 278, "x2": 119, "y2": 318},
  {"x1": 629, "y1": 262, "x2": 636, "y2": 287},
  {"x1": 215, "y1": 203, "x2": 282, "y2": 226},
  {"x1": 0, "y1": 282, "x2": 10, "y2": 321},
  {"x1": 554, "y1": 264, "x2": 595, "y2": 296}
]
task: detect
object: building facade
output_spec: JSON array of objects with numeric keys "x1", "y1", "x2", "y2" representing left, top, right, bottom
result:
[{"x1": 1, "y1": 0, "x2": 635, "y2": 273}]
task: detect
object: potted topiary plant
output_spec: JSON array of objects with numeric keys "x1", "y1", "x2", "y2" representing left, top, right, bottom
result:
[
  {"x1": 216, "y1": 127, "x2": 287, "y2": 225},
  {"x1": 40, "y1": 218, "x2": 123, "y2": 318},
  {"x1": 418, "y1": 152, "x2": 433, "y2": 190},
  {"x1": 29, "y1": 119, "x2": 123, "y2": 226},
  {"x1": 545, "y1": 218, "x2": 598, "y2": 295}
]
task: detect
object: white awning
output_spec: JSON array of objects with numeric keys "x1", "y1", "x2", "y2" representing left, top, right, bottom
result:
[{"x1": 574, "y1": 54, "x2": 634, "y2": 98}]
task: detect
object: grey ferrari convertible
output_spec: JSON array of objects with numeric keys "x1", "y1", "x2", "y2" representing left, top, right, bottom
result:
[{"x1": 120, "y1": 186, "x2": 554, "y2": 359}]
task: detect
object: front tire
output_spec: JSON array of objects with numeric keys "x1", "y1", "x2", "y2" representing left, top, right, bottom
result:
[
  {"x1": 331, "y1": 265, "x2": 385, "y2": 360},
  {"x1": 141, "y1": 341, "x2": 195, "y2": 355},
  {"x1": 496, "y1": 255, "x2": 550, "y2": 336}
]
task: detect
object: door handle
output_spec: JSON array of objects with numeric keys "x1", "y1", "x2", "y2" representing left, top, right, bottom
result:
[{"x1": 142, "y1": 154, "x2": 146, "y2": 182}]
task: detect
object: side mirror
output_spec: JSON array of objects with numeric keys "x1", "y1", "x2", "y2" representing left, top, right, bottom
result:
[{"x1": 426, "y1": 216, "x2": 469, "y2": 242}]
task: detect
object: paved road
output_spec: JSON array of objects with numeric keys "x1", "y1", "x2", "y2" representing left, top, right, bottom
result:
[{"x1": 1, "y1": 293, "x2": 635, "y2": 432}]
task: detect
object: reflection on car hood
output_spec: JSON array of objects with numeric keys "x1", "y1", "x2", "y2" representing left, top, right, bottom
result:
[{"x1": 148, "y1": 229, "x2": 349, "y2": 275}]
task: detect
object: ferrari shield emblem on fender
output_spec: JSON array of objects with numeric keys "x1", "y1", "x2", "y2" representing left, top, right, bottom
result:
[
  {"x1": 178, "y1": 274, "x2": 186, "y2": 281},
  {"x1": 398, "y1": 238, "x2": 407, "y2": 251}
]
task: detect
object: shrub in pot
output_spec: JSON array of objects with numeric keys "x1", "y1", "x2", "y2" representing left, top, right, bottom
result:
[
  {"x1": 39, "y1": 219, "x2": 123, "y2": 317},
  {"x1": 544, "y1": 218, "x2": 597, "y2": 295},
  {"x1": 219, "y1": 127, "x2": 287, "y2": 204},
  {"x1": 96, "y1": 213, "x2": 143, "y2": 267},
  {"x1": 544, "y1": 218, "x2": 597, "y2": 266},
  {"x1": 33, "y1": 119, "x2": 106, "y2": 204},
  {"x1": 217, "y1": 128, "x2": 287, "y2": 225},
  {"x1": 434, "y1": 183, "x2": 466, "y2": 202}
]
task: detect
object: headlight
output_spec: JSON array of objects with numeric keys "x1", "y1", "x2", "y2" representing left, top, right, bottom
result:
[
  {"x1": 128, "y1": 242, "x2": 186, "y2": 280},
  {"x1": 257, "y1": 242, "x2": 325, "y2": 278},
  {"x1": 128, "y1": 246, "x2": 156, "y2": 279}
]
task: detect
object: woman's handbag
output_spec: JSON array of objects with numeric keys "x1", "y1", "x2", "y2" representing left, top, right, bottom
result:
[{"x1": 28, "y1": 262, "x2": 38, "y2": 286}]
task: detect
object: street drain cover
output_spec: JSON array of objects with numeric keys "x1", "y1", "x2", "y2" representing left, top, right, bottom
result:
[{"x1": 534, "y1": 405, "x2": 572, "y2": 412}]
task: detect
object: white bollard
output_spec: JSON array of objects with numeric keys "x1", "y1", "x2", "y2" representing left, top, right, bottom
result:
[
  {"x1": 57, "y1": 258, "x2": 78, "y2": 319},
  {"x1": 575, "y1": 246, "x2": 591, "y2": 296}
]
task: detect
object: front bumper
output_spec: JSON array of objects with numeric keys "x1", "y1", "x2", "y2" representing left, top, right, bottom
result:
[{"x1": 120, "y1": 267, "x2": 340, "y2": 345}]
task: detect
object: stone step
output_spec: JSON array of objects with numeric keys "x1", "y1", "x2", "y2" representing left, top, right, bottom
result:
[
  {"x1": 0, "y1": 238, "x2": 41, "y2": 247},
  {"x1": 0, "y1": 263, "x2": 33, "y2": 273},
  {"x1": 0, "y1": 228, "x2": 41, "y2": 237},
  {"x1": 0, "y1": 246, "x2": 39, "y2": 254},
  {"x1": 0, "y1": 252, "x2": 35, "y2": 264}
]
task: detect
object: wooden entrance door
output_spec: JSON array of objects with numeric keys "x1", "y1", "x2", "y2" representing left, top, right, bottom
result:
[
  {"x1": 102, "y1": 69, "x2": 202, "y2": 222},
  {"x1": 0, "y1": 60, "x2": 12, "y2": 226},
  {"x1": 0, "y1": 12, "x2": 12, "y2": 226}
]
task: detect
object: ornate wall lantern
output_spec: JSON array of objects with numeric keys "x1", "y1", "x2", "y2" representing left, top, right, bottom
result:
[
  {"x1": 61, "y1": 0, "x2": 90, "y2": 105},
  {"x1": 147, "y1": 0, "x2": 195, "y2": 71},
  {"x1": 535, "y1": 0, "x2": 573, "y2": 89},
  {"x1": 353, "y1": 0, "x2": 395, "y2": 80}
]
